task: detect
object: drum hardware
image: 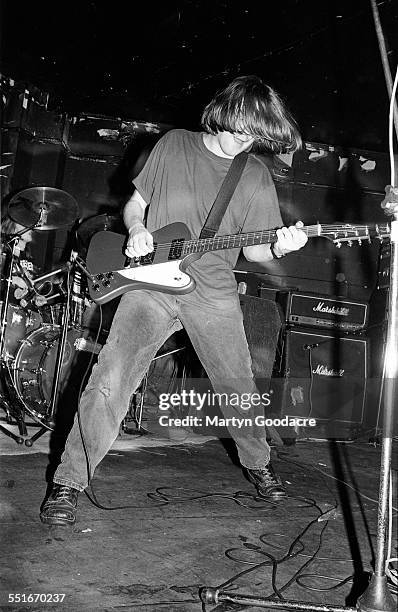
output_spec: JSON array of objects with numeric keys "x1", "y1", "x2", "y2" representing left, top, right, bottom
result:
[
  {"x1": 0, "y1": 235, "x2": 35, "y2": 444},
  {"x1": 0, "y1": 403, "x2": 26, "y2": 444},
  {"x1": 19, "y1": 265, "x2": 71, "y2": 310},
  {"x1": 70, "y1": 269, "x2": 85, "y2": 329},
  {"x1": 0, "y1": 359, "x2": 28, "y2": 444},
  {"x1": 1, "y1": 238, "x2": 21, "y2": 356},
  {"x1": 71, "y1": 253, "x2": 96, "y2": 283},
  {"x1": 41, "y1": 303, "x2": 64, "y2": 327},
  {"x1": 22, "y1": 276, "x2": 72, "y2": 446},
  {"x1": 1, "y1": 197, "x2": 107, "y2": 446},
  {"x1": 32, "y1": 264, "x2": 72, "y2": 287},
  {"x1": 1, "y1": 205, "x2": 115, "y2": 445},
  {"x1": 0, "y1": 237, "x2": 43, "y2": 442},
  {"x1": 68, "y1": 255, "x2": 99, "y2": 331},
  {"x1": 0, "y1": 255, "x2": 92, "y2": 444},
  {"x1": 18, "y1": 281, "x2": 57, "y2": 309},
  {"x1": 19, "y1": 264, "x2": 101, "y2": 446}
]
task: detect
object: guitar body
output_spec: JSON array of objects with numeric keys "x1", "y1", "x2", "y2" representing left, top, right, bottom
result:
[{"x1": 86, "y1": 223, "x2": 200, "y2": 305}]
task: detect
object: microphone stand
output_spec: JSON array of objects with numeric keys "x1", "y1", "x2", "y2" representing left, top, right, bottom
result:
[{"x1": 355, "y1": 214, "x2": 397, "y2": 611}]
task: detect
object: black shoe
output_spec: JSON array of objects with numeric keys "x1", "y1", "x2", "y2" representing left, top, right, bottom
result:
[
  {"x1": 246, "y1": 464, "x2": 287, "y2": 500},
  {"x1": 40, "y1": 484, "x2": 79, "y2": 526}
]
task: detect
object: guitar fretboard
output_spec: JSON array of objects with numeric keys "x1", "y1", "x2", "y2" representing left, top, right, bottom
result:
[
  {"x1": 182, "y1": 228, "x2": 279, "y2": 254},
  {"x1": 178, "y1": 223, "x2": 389, "y2": 255}
]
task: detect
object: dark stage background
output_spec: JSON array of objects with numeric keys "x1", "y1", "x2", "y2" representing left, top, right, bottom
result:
[{"x1": 1, "y1": 0, "x2": 397, "y2": 438}]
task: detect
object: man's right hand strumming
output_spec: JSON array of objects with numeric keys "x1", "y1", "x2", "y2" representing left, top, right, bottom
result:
[
  {"x1": 125, "y1": 222, "x2": 154, "y2": 258},
  {"x1": 123, "y1": 189, "x2": 152, "y2": 258}
]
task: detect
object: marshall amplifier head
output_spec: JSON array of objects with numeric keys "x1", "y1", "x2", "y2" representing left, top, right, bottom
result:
[{"x1": 283, "y1": 292, "x2": 368, "y2": 331}]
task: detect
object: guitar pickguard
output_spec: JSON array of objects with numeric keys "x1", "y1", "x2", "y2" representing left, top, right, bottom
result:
[{"x1": 118, "y1": 260, "x2": 191, "y2": 288}]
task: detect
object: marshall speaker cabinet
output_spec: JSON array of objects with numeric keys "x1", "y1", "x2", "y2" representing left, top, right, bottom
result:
[{"x1": 272, "y1": 328, "x2": 368, "y2": 438}]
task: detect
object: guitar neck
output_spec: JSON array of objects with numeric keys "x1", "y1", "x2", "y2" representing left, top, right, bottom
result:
[
  {"x1": 183, "y1": 224, "x2": 317, "y2": 254},
  {"x1": 181, "y1": 223, "x2": 389, "y2": 254}
]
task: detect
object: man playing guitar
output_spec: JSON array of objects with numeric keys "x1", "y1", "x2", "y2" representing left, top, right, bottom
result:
[{"x1": 41, "y1": 75, "x2": 307, "y2": 526}]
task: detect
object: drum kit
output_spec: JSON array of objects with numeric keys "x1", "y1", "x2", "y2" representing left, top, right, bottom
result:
[{"x1": 0, "y1": 186, "x2": 124, "y2": 446}]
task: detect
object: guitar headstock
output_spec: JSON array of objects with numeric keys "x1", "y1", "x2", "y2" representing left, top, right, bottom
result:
[{"x1": 320, "y1": 223, "x2": 391, "y2": 248}]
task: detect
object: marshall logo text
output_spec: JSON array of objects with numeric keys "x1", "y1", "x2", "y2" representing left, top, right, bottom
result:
[
  {"x1": 312, "y1": 364, "x2": 345, "y2": 377},
  {"x1": 312, "y1": 302, "x2": 350, "y2": 317}
]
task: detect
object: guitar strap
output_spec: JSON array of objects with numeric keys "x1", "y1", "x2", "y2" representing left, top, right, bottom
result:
[{"x1": 199, "y1": 151, "x2": 248, "y2": 239}]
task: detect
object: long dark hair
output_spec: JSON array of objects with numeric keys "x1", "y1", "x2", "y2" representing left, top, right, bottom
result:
[{"x1": 201, "y1": 75, "x2": 301, "y2": 154}]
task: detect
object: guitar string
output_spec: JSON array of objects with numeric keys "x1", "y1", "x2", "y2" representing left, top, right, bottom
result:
[
  {"x1": 142, "y1": 224, "x2": 389, "y2": 254},
  {"x1": 93, "y1": 224, "x2": 389, "y2": 274}
]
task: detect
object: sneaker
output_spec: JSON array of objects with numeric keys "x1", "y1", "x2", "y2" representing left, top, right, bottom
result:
[
  {"x1": 246, "y1": 464, "x2": 287, "y2": 500},
  {"x1": 40, "y1": 484, "x2": 79, "y2": 526}
]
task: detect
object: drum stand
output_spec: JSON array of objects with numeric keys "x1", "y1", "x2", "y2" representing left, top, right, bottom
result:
[
  {"x1": 24, "y1": 267, "x2": 72, "y2": 447},
  {"x1": 0, "y1": 403, "x2": 26, "y2": 445},
  {"x1": 0, "y1": 236, "x2": 30, "y2": 444}
]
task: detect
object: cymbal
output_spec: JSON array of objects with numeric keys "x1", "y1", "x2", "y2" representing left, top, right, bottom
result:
[
  {"x1": 76, "y1": 213, "x2": 125, "y2": 246},
  {"x1": 8, "y1": 186, "x2": 79, "y2": 230}
]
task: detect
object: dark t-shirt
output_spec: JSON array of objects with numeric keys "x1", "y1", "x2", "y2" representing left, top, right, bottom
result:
[{"x1": 133, "y1": 129, "x2": 283, "y2": 304}]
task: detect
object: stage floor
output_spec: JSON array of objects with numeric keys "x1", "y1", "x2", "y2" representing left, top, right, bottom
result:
[{"x1": 0, "y1": 431, "x2": 397, "y2": 611}]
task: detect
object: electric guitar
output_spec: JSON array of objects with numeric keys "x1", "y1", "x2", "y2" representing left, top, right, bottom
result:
[{"x1": 85, "y1": 221, "x2": 390, "y2": 305}]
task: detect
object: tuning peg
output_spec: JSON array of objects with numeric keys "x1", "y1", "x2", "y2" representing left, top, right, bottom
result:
[
  {"x1": 347, "y1": 240, "x2": 353, "y2": 247},
  {"x1": 335, "y1": 241, "x2": 342, "y2": 248}
]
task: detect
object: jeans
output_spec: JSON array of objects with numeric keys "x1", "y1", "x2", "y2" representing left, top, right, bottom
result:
[{"x1": 53, "y1": 290, "x2": 272, "y2": 491}]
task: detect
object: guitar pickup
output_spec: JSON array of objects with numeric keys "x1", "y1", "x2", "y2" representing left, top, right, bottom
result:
[{"x1": 168, "y1": 238, "x2": 185, "y2": 260}]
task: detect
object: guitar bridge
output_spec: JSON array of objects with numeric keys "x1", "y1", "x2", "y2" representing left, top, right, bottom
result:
[
  {"x1": 126, "y1": 252, "x2": 156, "y2": 267},
  {"x1": 140, "y1": 251, "x2": 156, "y2": 264}
]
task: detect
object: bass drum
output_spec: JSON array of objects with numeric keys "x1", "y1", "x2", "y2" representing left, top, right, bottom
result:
[{"x1": 11, "y1": 325, "x2": 100, "y2": 422}]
